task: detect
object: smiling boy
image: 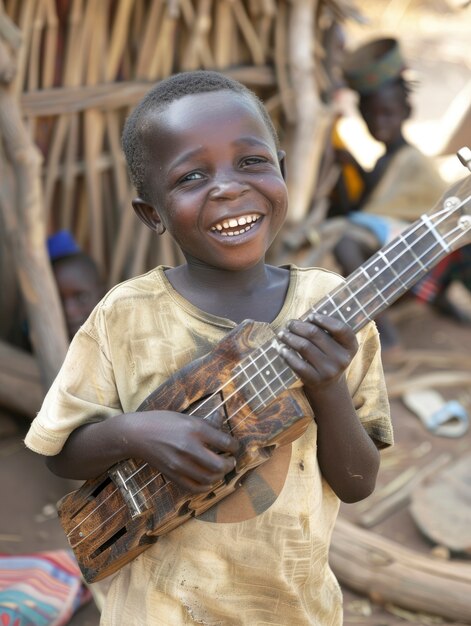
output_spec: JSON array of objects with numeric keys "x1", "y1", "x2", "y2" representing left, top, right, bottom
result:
[{"x1": 25, "y1": 71, "x2": 392, "y2": 625}]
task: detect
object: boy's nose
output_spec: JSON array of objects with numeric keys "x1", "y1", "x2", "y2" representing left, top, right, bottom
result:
[{"x1": 208, "y1": 177, "x2": 249, "y2": 200}]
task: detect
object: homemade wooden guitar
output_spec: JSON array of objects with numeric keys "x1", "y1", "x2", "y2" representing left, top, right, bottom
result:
[{"x1": 58, "y1": 151, "x2": 471, "y2": 583}]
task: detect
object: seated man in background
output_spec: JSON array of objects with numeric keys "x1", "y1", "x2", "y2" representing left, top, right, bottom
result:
[{"x1": 330, "y1": 37, "x2": 452, "y2": 350}]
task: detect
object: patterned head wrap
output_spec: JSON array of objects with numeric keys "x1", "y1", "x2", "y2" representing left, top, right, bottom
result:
[{"x1": 342, "y1": 37, "x2": 406, "y2": 95}]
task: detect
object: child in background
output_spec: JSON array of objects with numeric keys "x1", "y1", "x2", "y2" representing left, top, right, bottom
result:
[
  {"x1": 25, "y1": 71, "x2": 392, "y2": 625},
  {"x1": 5, "y1": 231, "x2": 103, "y2": 352},
  {"x1": 47, "y1": 230, "x2": 105, "y2": 340}
]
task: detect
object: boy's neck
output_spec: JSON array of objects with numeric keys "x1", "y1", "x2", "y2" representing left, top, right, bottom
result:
[{"x1": 165, "y1": 260, "x2": 290, "y2": 324}]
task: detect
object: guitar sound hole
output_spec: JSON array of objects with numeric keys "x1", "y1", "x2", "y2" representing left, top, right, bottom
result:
[
  {"x1": 67, "y1": 477, "x2": 114, "y2": 519},
  {"x1": 202, "y1": 491, "x2": 217, "y2": 501},
  {"x1": 177, "y1": 501, "x2": 191, "y2": 518},
  {"x1": 90, "y1": 476, "x2": 112, "y2": 498},
  {"x1": 187, "y1": 393, "x2": 228, "y2": 429},
  {"x1": 224, "y1": 467, "x2": 237, "y2": 484},
  {"x1": 90, "y1": 526, "x2": 127, "y2": 558}
]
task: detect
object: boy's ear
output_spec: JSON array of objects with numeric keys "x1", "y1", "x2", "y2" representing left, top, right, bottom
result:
[
  {"x1": 277, "y1": 150, "x2": 287, "y2": 180},
  {"x1": 132, "y1": 198, "x2": 166, "y2": 234}
]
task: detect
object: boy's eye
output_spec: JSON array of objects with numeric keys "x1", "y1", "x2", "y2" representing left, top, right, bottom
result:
[
  {"x1": 241, "y1": 156, "x2": 267, "y2": 167},
  {"x1": 181, "y1": 171, "x2": 204, "y2": 182}
]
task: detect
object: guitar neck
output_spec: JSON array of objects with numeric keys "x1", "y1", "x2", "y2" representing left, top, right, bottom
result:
[
  {"x1": 239, "y1": 208, "x2": 468, "y2": 403},
  {"x1": 302, "y1": 213, "x2": 455, "y2": 333}
]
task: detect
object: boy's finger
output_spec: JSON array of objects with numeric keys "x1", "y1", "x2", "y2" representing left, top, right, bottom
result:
[
  {"x1": 307, "y1": 312, "x2": 352, "y2": 334},
  {"x1": 297, "y1": 313, "x2": 358, "y2": 351},
  {"x1": 187, "y1": 451, "x2": 236, "y2": 481},
  {"x1": 278, "y1": 320, "x2": 339, "y2": 355},
  {"x1": 277, "y1": 321, "x2": 355, "y2": 373},
  {"x1": 201, "y1": 424, "x2": 239, "y2": 456},
  {"x1": 167, "y1": 462, "x2": 229, "y2": 493},
  {"x1": 277, "y1": 344, "x2": 324, "y2": 386}
]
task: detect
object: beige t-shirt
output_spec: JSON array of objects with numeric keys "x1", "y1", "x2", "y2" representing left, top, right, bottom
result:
[{"x1": 25, "y1": 265, "x2": 392, "y2": 626}]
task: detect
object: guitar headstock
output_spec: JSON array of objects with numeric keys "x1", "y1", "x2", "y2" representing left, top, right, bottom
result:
[{"x1": 427, "y1": 147, "x2": 471, "y2": 253}]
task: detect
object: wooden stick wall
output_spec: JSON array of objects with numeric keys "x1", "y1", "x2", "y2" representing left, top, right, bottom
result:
[{"x1": 4, "y1": 0, "x2": 357, "y2": 288}]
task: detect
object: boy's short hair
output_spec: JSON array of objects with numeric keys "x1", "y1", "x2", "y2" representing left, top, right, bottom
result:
[{"x1": 122, "y1": 70, "x2": 279, "y2": 201}]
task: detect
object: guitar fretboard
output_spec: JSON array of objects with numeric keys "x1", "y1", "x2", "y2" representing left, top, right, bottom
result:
[
  {"x1": 233, "y1": 344, "x2": 298, "y2": 409},
  {"x1": 303, "y1": 214, "x2": 450, "y2": 333},
  {"x1": 236, "y1": 212, "x2": 457, "y2": 399}
]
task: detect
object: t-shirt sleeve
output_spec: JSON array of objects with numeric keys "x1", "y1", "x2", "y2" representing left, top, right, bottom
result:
[
  {"x1": 24, "y1": 309, "x2": 122, "y2": 456},
  {"x1": 346, "y1": 320, "x2": 393, "y2": 449}
]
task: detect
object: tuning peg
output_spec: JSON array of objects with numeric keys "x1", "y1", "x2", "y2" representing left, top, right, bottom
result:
[{"x1": 457, "y1": 147, "x2": 471, "y2": 172}]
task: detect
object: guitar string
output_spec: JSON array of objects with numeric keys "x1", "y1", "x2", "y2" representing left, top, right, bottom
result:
[
  {"x1": 67, "y1": 211, "x2": 469, "y2": 546},
  {"x1": 66, "y1": 208, "x2": 469, "y2": 545},
  {"x1": 67, "y1": 207, "x2": 470, "y2": 547}
]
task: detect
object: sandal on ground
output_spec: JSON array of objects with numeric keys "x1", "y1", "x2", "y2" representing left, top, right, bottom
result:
[{"x1": 402, "y1": 389, "x2": 469, "y2": 438}]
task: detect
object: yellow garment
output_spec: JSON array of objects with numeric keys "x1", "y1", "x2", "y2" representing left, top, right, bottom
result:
[
  {"x1": 331, "y1": 121, "x2": 364, "y2": 204},
  {"x1": 25, "y1": 265, "x2": 392, "y2": 626},
  {"x1": 362, "y1": 144, "x2": 447, "y2": 221}
]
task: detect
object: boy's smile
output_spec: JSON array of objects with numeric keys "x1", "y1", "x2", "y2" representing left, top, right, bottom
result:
[
  {"x1": 136, "y1": 90, "x2": 288, "y2": 272},
  {"x1": 210, "y1": 213, "x2": 261, "y2": 237}
]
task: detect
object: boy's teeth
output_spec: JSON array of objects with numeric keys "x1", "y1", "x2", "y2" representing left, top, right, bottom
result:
[{"x1": 211, "y1": 214, "x2": 260, "y2": 234}]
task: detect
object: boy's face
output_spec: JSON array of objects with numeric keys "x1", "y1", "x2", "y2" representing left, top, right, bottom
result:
[
  {"x1": 359, "y1": 83, "x2": 409, "y2": 146},
  {"x1": 136, "y1": 90, "x2": 288, "y2": 271}
]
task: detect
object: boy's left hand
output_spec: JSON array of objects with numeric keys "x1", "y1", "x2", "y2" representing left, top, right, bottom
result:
[{"x1": 277, "y1": 313, "x2": 358, "y2": 394}]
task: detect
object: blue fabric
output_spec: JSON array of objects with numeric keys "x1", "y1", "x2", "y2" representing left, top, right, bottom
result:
[
  {"x1": 47, "y1": 230, "x2": 80, "y2": 261},
  {"x1": 348, "y1": 212, "x2": 390, "y2": 246}
]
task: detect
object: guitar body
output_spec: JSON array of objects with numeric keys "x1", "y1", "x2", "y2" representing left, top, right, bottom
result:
[{"x1": 57, "y1": 320, "x2": 313, "y2": 583}]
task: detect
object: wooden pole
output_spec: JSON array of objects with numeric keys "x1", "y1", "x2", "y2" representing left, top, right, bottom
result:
[
  {"x1": 331, "y1": 517, "x2": 471, "y2": 623},
  {"x1": 0, "y1": 7, "x2": 68, "y2": 390},
  {"x1": 285, "y1": 0, "x2": 333, "y2": 224}
]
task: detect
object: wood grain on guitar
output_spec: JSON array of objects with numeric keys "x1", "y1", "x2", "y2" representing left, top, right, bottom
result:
[{"x1": 57, "y1": 150, "x2": 471, "y2": 583}]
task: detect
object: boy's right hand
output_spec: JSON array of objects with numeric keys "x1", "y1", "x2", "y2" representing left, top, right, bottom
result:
[{"x1": 126, "y1": 411, "x2": 239, "y2": 493}]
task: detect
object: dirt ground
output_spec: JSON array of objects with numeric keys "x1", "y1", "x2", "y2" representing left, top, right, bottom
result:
[{"x1": 1, "y1": 293, "x2": 470, "y2": 626}]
